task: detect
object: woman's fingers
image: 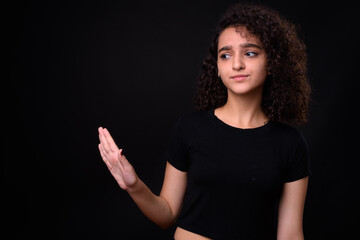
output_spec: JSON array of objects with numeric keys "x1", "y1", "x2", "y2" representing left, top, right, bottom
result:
[
  {"x1": 98, "y1": 143, "x2": 104, "y2": 158},
  {"x1": 98, "y1": 143, "x2": 110, "y2": 166},
  {"x1": 98, "y1": 127, "x2": 111, "y2": 153},
  {"x1": 99, "y1": 143, "x2": 108, "y2": 162},
  {"x1": 103, "y1": 128, "x2": 119, "y2": 152},
  {"x1": 98, "y1": 127, "x2": 119, "y2": 153}
]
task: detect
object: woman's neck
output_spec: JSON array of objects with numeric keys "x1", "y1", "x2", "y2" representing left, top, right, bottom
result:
[{"x1": 215, "y1": 90, "x2": 268, "y2": 129}]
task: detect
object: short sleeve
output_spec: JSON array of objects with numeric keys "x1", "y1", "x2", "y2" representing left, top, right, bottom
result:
[
  {"x1": 284, "y1": 132, "x2": 312, "y2": 182},
  {"x1": 165, "y1": 116, "x2": 189, "y2": 172}
]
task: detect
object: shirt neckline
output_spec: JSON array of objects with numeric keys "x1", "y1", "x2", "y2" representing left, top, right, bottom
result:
[{"x1": 208, "y1": 108, "x2": 272, "y2": 132}]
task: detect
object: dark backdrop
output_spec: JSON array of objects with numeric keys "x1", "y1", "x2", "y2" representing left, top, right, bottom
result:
[{"x1": 5, "y1": 0, "x2": 358, "y2": 239}]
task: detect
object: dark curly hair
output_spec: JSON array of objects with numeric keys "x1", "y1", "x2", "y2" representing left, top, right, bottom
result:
[{"x1": 195, "y1": 2, "x2": 311, "y2": 124}]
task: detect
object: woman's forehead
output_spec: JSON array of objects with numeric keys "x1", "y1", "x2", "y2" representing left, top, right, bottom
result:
[{"x1": 218, "y1": 26, "x2": 262, "y2": 48}]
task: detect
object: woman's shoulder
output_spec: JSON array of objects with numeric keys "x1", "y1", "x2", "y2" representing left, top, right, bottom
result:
[
  {"x1": 269, "y1": 121, "x2": 306, "y2": 143},
  {"x1": 172, "y1": 109, "x2": 211, "y2": 131}
]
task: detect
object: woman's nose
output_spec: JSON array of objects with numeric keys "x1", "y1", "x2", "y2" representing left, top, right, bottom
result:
[{"x1": 232, "y1": 54, "x2": 245, "y2": 71}]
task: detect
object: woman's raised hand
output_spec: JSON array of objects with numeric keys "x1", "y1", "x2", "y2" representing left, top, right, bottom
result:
[{"x1": 98, "y1": 127, "x2": 138, "y2": 191}]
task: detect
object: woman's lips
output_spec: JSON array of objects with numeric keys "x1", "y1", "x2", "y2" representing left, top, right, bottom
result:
[{"x1": 231, "y1": 74, "x2": 249, "y2": 81}]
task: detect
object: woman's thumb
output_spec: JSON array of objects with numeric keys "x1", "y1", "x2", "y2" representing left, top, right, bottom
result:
[
  {"x1": 119, "y1": 148, "x2": 124, "y2": 156},
  {"x1": 118, "y1": 149, "x2": 127, "y2": 165}
]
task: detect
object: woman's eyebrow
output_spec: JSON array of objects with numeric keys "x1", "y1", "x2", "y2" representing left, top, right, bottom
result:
[
  {"x1": 218, "y1": 43, "x2": 263, "y2": 53},
  {"x1": 218, "y1": 45, "x2": 232, "y2": 53}
]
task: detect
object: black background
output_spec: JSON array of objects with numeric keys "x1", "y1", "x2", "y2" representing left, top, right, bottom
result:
[{"x1": 5, "y1": 0, "x2": 359, "y2": 239}]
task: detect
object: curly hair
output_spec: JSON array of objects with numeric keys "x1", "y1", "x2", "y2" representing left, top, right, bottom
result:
[{"x1": 195, "y1": 2, "x2": 311, "y2": 124}]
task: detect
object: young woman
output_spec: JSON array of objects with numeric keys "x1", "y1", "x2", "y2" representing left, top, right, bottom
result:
[{"x1": 98, "y1": 3, "x2": 311, "y2": 239}]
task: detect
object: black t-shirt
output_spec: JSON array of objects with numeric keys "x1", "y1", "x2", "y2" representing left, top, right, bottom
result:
[{"x1": 166, "y1": 109, "x2": 311, "y2": 240}]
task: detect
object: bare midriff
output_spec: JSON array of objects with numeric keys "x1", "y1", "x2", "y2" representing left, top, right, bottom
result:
[{"x1": 174, "y1": 227, "x2": 212, "y2": 240}]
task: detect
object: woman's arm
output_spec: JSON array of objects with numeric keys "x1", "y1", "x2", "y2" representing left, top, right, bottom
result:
[
  {"x1": 98, "y1": 127, "x2": 187, "y2": 229},
  {"x1": 127, "y1": 162, "x2": 187, "y2": 228},
  {"x1": 277, "y1": 177, "x2": 309, "y2": 240}
]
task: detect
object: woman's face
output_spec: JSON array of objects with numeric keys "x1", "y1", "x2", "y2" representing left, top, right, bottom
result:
[{"x1": 217, "y1": 26, "x2": 268, "y2": 96}]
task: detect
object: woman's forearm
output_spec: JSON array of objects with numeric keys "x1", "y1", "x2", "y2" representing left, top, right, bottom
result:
[
  {"x1": 127, "y1": 177, "x2": 176, "y2": 229},
  {"x1": 277, "y1": 232, "x2": 304, "y2": 240}
]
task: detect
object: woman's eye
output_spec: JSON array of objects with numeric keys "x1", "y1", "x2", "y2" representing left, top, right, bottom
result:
[
  {"x1": 220, "y1": 53, "x2": 231, "y2": 59},
  {"x1": 245, "y1": 51, "x2": 258, "y2": 57}
]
